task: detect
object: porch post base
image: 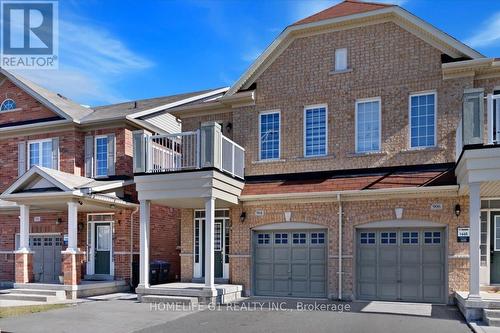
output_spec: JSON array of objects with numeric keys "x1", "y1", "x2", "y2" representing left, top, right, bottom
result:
[
  {"x1": 14, "y1": 251, "x2": 34, "y2": 284},
  {"x1": 467, "y1": 293, "x2": 482, "y2": 301},
  {"x1": 62, "y1": 251, "x2": 84, "y2": 285}
]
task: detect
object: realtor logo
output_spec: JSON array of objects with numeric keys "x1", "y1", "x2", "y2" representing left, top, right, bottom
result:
[{"x1": 1, "y1": 0, "x2": 58, "y2": 69}]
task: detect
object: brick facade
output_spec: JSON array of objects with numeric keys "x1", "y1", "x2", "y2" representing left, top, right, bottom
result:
[{"x1": 0, "y1": 79, "x2": 181, "y2": 285}]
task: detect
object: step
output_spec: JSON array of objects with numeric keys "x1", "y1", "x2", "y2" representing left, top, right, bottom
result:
[
  {"x1": 0, "y1": 293, "x2": 51, "y2": 302},
  {"x1": 140, "y1": 295, "x2": 199, "y2": 306},
  {"x1": 484, "y1": 309, "x2": 500, "y2": 319},
  {"x1": 8, "y1": 289, "x2": 66, "y2": 298},
  {"x1": 485, "y1": 316, "x2": 500, "y2": 327}
]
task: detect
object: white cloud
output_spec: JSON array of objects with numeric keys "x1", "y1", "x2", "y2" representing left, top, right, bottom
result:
[
  {"x1": 241, "y1": 49, "x2": 263, "y2": 62},
  {"x1": 13, "y1": 18, "x2": 154, "y2": 105},
  {"x1": 465, "y1": 12, "x2": 500, "y2": 48}
]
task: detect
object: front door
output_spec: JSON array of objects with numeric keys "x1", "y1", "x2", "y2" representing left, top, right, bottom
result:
[
  {"x1": 491, "y1": 214, "x2": 500, "y2": 283},
  {"x1": 94, "y1": 223, "x2": 111, "y2": 275},
  {"x1": 193, "y1": 210, "x2": 229, "y2": 279}
]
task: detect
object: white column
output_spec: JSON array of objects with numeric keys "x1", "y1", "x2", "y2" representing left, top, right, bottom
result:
[
  {"x1": 18, "y1": 205, "x2": 30, "y2": 252},
  {"x1": 67, "y1": 201, "x2": 78, "y2": 253},
  {"x1": 204, "y1": 197, "x2": 215, "y2": 291},
  {"x1": 469, "y1": 182, "x2": 481, "y2": 299},
  {"x1": 139, "y1": 200, "x2": 150, "y2": 288}
]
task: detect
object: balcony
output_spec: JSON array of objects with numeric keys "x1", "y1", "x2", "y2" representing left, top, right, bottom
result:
[
  {"x1": 132, "y1": 122, "x2": 245, "y2": 208},
  {"x1": 456, "y1": 92, "x2": 500, "y2": 160}
]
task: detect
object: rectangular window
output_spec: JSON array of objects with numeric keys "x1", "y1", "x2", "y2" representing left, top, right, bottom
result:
[
  {"x1": 311, "y1": 232, "x2": 325, "y2": 244},
  {"x1": 95, "y1": 136, "x2": 108, "y2": 177},
  {"x1": 410, "y1": 92, "x2": 436, "y2": 148},
  {"x1": 28, "y1": 139, "x2": 53, "y2": 169},
  {"x1": 402, "y1": 231, "x2": 419, "y2": 245},
  {"x1": 424, "y1": 231, "x2": 441, "y2": 244},
  {"x1": 360, "y1": 232, "x2": 375, "y2": 244},
  {"x1": 304, "y1": 105, "x2": 327, "y2": 157},
  {"x1": 274, "y1": 233, "x2": 288, "y2": 244},
  {"x1": 257, "y1": 233, "x2": 270, "y2": 244},
  {"x1": 380, "y1": 232, "x2": 397, "y2": 244},
  {"x1": 356, "y1": 98, "x2": 381, "y2": 153},
  {"x1": 259, "y1": 111, "x2": 280, "y2": 160},
  {"x1": 334, "y1": 48, "x2": 347, "y2": 71},
  {"x1": 292, "y1": 233, "x2": 307, "y2": 244}
]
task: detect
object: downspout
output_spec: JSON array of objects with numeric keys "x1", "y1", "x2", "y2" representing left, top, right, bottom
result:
[
  {"x1": 337, "y1": 193, "x2": 342, "y2": 301},
  {"x1": 130, "y1": 206, "x2": 139, "y2": 287}
]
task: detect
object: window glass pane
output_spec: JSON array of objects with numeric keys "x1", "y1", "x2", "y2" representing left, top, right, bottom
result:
[
  {"x1": 356, "y1": 100, "x2": 380, "y2": 153},
  {"x1": 29, "y1": 141, "x2": 53, "y2": 169},
  {"x1": 335, "y1": 48, "x2": 347, "y2": 71},
  {"x1": 29, "y1": 142, "x2": 39, "y2": 168},
  {"x1": 305, "y1": 107, "x2": 327, "y2": 157},
  {"x1": 274, "y1": 233, "x2": 288, "y2": 244},
  {"x1": 41, "y1": 141, "x2": 52, "y2": 168},
  {"x1": 96, "y1": 137, "x2": 108, "y2": 177},
  {"x1": 260, "y1": 112, "x2": 280, "y2": 160},
  {"x1": 410, "y1": 93, "x2": 436, "y2": 148},
  {"x1": 96, "y1": 225, "x2": 111, "y2": 250}
]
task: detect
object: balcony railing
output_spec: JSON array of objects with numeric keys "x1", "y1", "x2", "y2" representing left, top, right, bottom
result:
[
  {"x1": 456, "y1": 93, "x2": 500, "y2": 160},
  {"x1": 133, "y1": 122, "x2": 245, "y2": 179}
]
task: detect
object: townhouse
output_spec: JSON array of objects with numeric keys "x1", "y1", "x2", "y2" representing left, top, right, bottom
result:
[
  {"x1": 130, "y1": 0, "x2": 500, "y2": 323},
  {"x1": 0, "y1": 68, "x2": 226, "y2": 298}
]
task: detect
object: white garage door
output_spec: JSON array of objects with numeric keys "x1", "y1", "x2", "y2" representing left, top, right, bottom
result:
[{"x1": 356, "y1": 228, "x2": 446, "y2": 303}]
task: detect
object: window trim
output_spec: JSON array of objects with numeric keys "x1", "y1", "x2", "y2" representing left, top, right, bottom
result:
[
  {"x1": 334, "y1": 48, "x2": 348, "y2": 72},
  {"x1": 303, "y1": 103, "x2": 328, "y2": 157},
  {"x1": 94, "y1": 135, "x2": 109, "y2": 178},
  {"x1": 355, "y1": 97, "x2": 381, "y2": 154},
  {"x1": 495, "y1": 216, "x2": 500, "y2": 251},
  {"x1": 408, "y1": 90, "x2": 438, "y2": 150},
  {"x1": 27, "y1": 138, "x2": 53, "y2": 170},
  {"x1": 258, "y1": 110, "x2": 281, "y2": 161}
]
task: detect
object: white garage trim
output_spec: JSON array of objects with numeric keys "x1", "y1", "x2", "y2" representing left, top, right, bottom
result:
[{"x1": 252, "y1": 222, "x2": 326, "y2": 230}]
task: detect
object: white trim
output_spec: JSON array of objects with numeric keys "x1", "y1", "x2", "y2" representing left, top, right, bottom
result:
[
  {"x1": 26, "y1": 138, "x2": 54, "y2": 171},
  {"x1": 258, "y1": 110, "x2": 281, "y2": 161},
  {"x1": 303, "y1": 104, "x2": 328, "y2": 158},
  {"x1": 408, "y1": 90, "x2": 438, "y2": 149},
  {"x1": 252, "y1": 222, "x2": 327, "y2": 231},
  {"x1": 86, "y1": 213, "x2": 114, "y2": 277},
  {"x1": 334, "y1": 48, "x2": 348, "y2": 72},
  {"x1": 495, "y1": 216, "x2": 500, "y2": 252},
  {"x1": 355, "y1": 97, "x2": 382, "y2": 154}
]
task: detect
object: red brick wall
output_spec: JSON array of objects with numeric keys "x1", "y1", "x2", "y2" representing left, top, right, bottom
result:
[{"x1": 0, "y1": 79, "x2": 61, "y2": 126}]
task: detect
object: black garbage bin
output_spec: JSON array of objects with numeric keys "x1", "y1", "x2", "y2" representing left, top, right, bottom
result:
[{"x1": 150, "y1": 260, "x2": 170, "y2": 285}]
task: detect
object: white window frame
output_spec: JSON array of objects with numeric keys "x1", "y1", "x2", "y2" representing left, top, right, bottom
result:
[
  {"x1": 408, "y1": 90, "x2": 437, "y2": 149},
  {"x1": 27, "y1": 138, "x2": 53, "y2": 170},
  {"x1": 258, "y1": 110, "x2": 281, "y2": 161},
  {"x1": 303, "y1": 104, "x2": 328, "y2": 157},
  {"x1": 495, "y1": 216, "x2": 500, "y2": 251},
  {"x1": 94, "y1": 135, "x2": 108, "y2": 178},
  {"x1": 334, "y1": 48, "x2": 348, "y2": 72},
  {"x1": 355, "y1": 97, "x2": 381, "y2": 154}
]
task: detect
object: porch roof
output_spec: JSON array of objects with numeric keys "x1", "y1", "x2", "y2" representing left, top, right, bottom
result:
[{"x1": 0, "y1": 166, "x2": 137, "y2": 212}]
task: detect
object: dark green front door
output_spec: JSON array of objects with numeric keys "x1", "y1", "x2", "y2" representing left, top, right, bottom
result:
[
  {"x1": 95, "y1": 223, "x2": 111, "y2": 274},
  {"x1": 491, "y1": 214, "x2": 500, "y2": 283}
]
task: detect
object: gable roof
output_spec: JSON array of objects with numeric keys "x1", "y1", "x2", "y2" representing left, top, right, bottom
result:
[
  {"x1": 84, "y1": 87, "x2": 228, "y2": 123},
  {"x1": 293, "y1": 0, "x2": 393, "y2": 26},
  {"x1": 0, "y1": 68, "x2": 94, "y2": 122},
  {"x1": 226, "y1": 1, "x2": 484, "y2": 96}
]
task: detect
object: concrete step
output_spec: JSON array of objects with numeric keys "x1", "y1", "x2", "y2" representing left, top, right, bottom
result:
[
  {"x1": 140, "y1": 295, "x2": 199, "y2": 306},
  {"x1": 484, "y1": 309, "x2": 500, "y2": 319},
  {"x1": 485, "y1": 316, "x2": 500, "y2": 327},
  {"x1": 0, "y1": 293, "x2": 52, "y2": 302},
  {"x1": 7, "y1": 288, "x2": 65, "y2": 298}
]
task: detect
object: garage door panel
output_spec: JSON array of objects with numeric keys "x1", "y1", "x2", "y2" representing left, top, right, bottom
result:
[
  {"x1": 255, "y1": 248, "x2": 272, "y2": 261},
  {"x1": 254, "y1": 230, "x2": 326, "y2": 298},
  {"x1": 400, "y1": 248, "x2": 419, "y2": 263},
  {"x1": 291, "y1": 248, "x2": 308, "y2": 261},
  {"x1": 359, "y1": 265, "x2": 376, "y2": 280},
  {"x1": 356, "y1": 228, "x2": 445, "y2": 304}
]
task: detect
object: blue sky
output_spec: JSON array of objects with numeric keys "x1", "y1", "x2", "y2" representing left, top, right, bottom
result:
[{"x1": 16, "y1": 0, "x2": 500, "y2": 106}]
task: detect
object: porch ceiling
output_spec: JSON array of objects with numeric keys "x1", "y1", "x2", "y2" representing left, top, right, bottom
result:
[{"x1": 481, "y1": 181, "x2": 500, "y2": 198}]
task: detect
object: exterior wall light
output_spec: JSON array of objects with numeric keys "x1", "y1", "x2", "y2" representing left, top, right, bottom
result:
[
  {"x1": 454, "y1": 204, "x2": 461, "y2": 217},
  {"x1": 240, "y1": 212, "x2": 246, "y2": 223}
]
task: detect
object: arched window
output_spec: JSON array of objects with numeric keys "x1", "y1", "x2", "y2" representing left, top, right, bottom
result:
[{"x1": 0, "y1": 99, "x2": 16, "y2": 111}]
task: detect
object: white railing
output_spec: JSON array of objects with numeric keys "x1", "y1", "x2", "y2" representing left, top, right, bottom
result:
[
  {"x1": 147, "y1": 131, "x2": 199, "y2": 172},
  {"x1": 134, "y1": 123, "x2": 245, "y2": 179},
  {"x1": 221, "y1": 136, "x2": 245, "y2": 178},
  {"x1": 457, "y1": 93, "x2": 500, "y2": 159}
]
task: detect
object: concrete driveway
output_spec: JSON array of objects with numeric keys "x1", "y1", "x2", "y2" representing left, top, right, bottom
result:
[{"x1": 0, "y1": 295, "x2": 472, "y2": 333}]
